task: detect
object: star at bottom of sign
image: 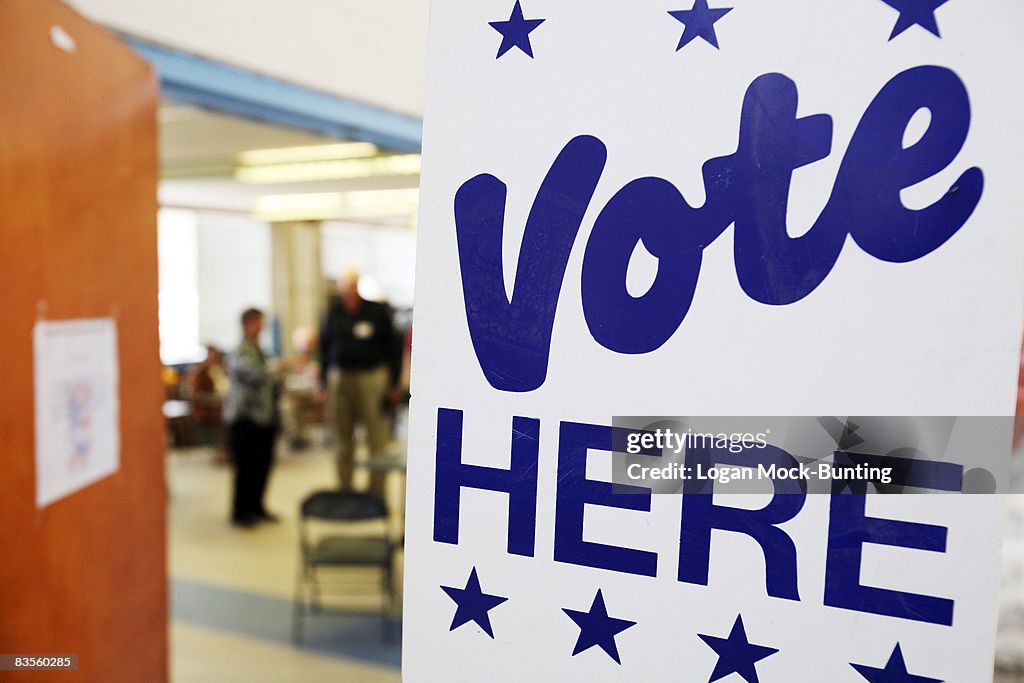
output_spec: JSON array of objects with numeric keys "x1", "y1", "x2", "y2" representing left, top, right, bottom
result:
[
  {"x1": 698, "y1": 615, "x2": 778, "y2": 683},
  {"x1": 852, "y1": 643, "x2": 944, "y2": 683},
  {"x1": 563, "y1": 589, "x2": 636, "y2": 665},
  {"x1": 440, "y1": 567, "x2": 508, "y2": 638}
]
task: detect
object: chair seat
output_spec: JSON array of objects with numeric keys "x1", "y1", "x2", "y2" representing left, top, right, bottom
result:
[
  {"x1": 309, "y1": 536, "x2": 391, "y2": 565},
  {"x1": 301, "y1": 490, "x2": 388, "y2": 521}
]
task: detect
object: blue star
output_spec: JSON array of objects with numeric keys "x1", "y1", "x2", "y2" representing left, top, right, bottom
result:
[
  {"x1": 562, "y1": 589, "x2": 636, "y2": 664},
  {"x1": 489, "y1": 1, "x2": 546, "y2": 59},
  {"x1": 698, "y1": 615, "x2": 778, "y2": 683},
  {"x1": 852, "y1": 643, "x2": 944, "y2": 683},
  {"x1": 668, "y1": 0, "x2": 733, "y2": 51},
  {"x1": 879, "y1": 0, "x2": 950, "y2": 40},
  {"x1": 440, "y1": 567, "x2": 508, "y2": 638}
]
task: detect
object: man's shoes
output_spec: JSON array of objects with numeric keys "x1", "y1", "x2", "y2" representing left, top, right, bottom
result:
[
  {"x1": 255, "y1": 510, "x2": 280, "y2": 523},
  {"x1": 232, "y1": 511, "x2": 279, "y2": 526}
]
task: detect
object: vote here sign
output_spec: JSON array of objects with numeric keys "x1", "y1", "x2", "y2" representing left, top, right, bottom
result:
[{"x1": 403, "y1": 1, "x2": 1024, "y2": 680}]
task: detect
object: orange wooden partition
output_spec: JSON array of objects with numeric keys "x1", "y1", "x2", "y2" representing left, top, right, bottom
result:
[{"x1": 0, "y1": 1, "x2": 167, "y2": 681}]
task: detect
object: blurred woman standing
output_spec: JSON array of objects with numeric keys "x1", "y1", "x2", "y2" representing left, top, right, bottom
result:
[{"x1": 224, "y1": 308, "x2": 278, "y2": 528}]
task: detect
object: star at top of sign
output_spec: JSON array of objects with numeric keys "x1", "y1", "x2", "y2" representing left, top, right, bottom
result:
[
  {"x1": 880, "y1": 0, "x2": 950, "y2": 40},
  {"x1": 852, "y1": 643, "x2": 944, "y2": 683},
  {"x1": 489, "y1": 1, "x2": 546, "y2": 59},
  {"x1": 668, "y1": 0, "x2": 733, "y2": 50},
  {"x1": 698, "y1": 615, "x2": 779, "y2": 683},
  {"x1": 562, "y1": 589, "x2": 636, "y2": 665},
  {"x1": 440, "y1": 567, "x2": 508, "y2": 638}
]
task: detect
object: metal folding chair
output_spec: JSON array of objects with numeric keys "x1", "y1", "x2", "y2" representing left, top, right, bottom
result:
[{"x1": 291, "y1": 490, "x2": 396, "y2": 645}]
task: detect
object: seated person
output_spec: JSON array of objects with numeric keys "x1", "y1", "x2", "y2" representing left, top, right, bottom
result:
[{"x1": 186, "y1": 345, "x2": 229, "y2": 455}]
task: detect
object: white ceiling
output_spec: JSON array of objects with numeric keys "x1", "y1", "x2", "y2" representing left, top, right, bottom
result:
[
  {"x1": 67, "y1": 0, "x2": 430, "y2": 117},
  {"x1": 159, "y1": 102, "x2": 340, "y2": 172},
  {"x1": 66, "y1": 0, "x2": 428, "y2": 222},
  {"x1": 157, "y1": 100, "x2": 420, "y2": 223}
]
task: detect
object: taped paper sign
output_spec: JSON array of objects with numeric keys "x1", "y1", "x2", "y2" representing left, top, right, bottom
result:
[{"x1": 34, "y1": 318, "x2": 120, "y2": 508}]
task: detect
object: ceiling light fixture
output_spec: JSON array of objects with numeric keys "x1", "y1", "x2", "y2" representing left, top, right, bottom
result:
[
  {"x1": 235, "y1": 154, "x2": 421, "y2": 184},
  {"x1": 254, "y1": 189, "x2": 420, "y2": 223},
  {"x1": 237, "y1": 141, "x2": 379, "y2": 165}
]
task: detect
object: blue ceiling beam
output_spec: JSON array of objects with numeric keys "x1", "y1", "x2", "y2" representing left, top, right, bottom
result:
[{"x1": 125, "y1": 37, "x2": 422, "y2": 153}]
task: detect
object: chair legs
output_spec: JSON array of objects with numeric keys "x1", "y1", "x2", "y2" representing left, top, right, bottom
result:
[
  {"x1": 310, "y1": 564, "x2": 322, "y2": 612},
  {"x1": 293, "y1": 547, "x2": 398, "y2": 646},
  {"x1": 381, "y1": 556, "x2": 395, "y2": 643},
  {"x1": 292, "y1": 559, "x2": 307, "y2": 645}
]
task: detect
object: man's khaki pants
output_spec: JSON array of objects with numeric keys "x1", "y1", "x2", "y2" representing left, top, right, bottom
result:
[{"x1": 327, "y1": 365, "x2": 389, "y2": 498}]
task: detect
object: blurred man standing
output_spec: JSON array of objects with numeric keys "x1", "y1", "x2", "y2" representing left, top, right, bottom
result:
[
  {"x1": 224, "y1": 308, "x2": 278, "y2": 527},
  {"x1": 319, "y1": 271, "x2": 400, "y2": 498}
]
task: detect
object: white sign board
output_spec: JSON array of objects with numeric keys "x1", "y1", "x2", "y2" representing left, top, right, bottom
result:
[
  {"x1": 405, "y1": 1, "x2": 1024, "y2": 680},
  {"x1": 34, "y1": 319, "x2": 120, "y2": 508}
]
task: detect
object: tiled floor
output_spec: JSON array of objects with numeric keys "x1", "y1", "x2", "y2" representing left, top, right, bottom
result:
[
  {"x1": 172, "y1": 621, "x2": 399, "y2": 683},
  {"x1": 167, "y1": 441, "x2": 403, "y2": 682},
  {"x1": 167, "y1": 440, "x2": 1024, "y2": 682}
]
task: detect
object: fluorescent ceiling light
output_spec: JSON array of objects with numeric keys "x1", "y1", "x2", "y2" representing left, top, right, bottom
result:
[
  {"x1": 254, "y1": 189, "x2": 420, "y2": 222},
  {"x1": 237, "y1": 142, "x2": 378, "y2": 165},
  {"x1": 235, "y1": 154, "x2": 421, "y2": 184}
]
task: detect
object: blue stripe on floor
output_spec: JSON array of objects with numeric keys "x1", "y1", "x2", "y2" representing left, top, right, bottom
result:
[{"x1": 171, "y1": 577, "x2": 401, "y2": 669}]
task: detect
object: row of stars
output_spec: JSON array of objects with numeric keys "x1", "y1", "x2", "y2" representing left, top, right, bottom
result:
[
  {"x1": 490, "y1": 0, "x2": 952, "y2": 60},
  {"x1": 442, "y1": 567, "x2": 944, "y2": 682}
]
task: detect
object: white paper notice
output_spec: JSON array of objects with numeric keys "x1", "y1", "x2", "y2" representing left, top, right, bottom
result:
[{"x1": 34, "y1": 318, "x2": 120, "y2": 508}]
